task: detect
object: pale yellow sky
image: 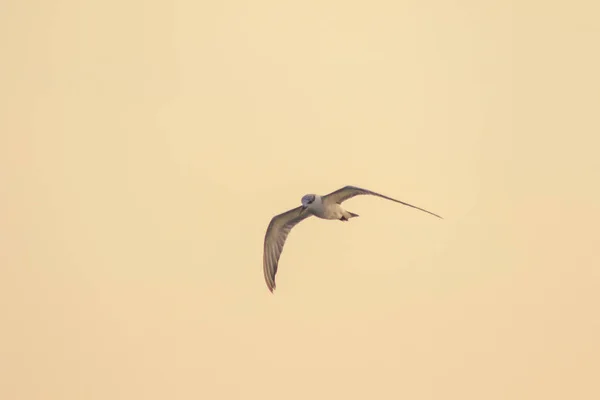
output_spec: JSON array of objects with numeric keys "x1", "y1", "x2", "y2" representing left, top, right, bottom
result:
[{"x1": 1, "y1": 1, "x2": 599, "y2": 399}]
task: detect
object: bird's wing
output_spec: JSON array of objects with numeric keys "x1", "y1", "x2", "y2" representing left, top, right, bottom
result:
[
  {"x1": 323, "y1": 185, "x2": 443, "y2": 219},
  {"x1": 263, "y1": 206, "x2": 313, "y2": 292}
]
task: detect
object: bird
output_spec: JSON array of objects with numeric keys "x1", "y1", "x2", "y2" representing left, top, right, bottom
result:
[{"x1": 263, "y1": 185, "x2": 442, "y2": 292}]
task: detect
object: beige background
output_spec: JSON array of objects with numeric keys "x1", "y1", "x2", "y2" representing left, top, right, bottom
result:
[{"x1": 1, "y1": 1, "x2": 599, "y2": 399}]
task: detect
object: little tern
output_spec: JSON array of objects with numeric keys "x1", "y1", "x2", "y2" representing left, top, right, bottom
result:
[{"x1": 263, "y1": 185, "x2": 442, "y2": 292}]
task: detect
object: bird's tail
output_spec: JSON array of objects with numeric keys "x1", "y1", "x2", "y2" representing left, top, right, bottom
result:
[{"x1": 340, "y1": 211, "x2": 359, "y2": 221}]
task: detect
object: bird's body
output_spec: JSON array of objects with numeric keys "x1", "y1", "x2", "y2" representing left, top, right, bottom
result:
[
  {"x1": 302, "y1": 195, "x2": 357, "y2": 220},
  {"x1": 262, "y1": 185, "x2": 442, "y2": 293}
]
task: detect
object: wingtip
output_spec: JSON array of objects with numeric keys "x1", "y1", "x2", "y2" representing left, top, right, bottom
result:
[{"x1": 427, "y1": 210, "x2": 443, "y2": 219}]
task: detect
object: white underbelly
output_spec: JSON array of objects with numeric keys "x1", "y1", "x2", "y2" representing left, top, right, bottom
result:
[{"x1": 311, "y1": 203, "x2": 344, "y2": 220}]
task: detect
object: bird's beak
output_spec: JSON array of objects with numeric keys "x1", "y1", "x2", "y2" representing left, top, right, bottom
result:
[{"x1": 299, "y1": 206, "x2": 307, "y2": 216}]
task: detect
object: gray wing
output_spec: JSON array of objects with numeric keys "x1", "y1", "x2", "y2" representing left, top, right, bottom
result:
[
  {"x1": 263, "y1": 206, "x2": 313, "y2": 293},
  {"x1": 323, "y1": 185, "x2": 443, "y2": 219}
]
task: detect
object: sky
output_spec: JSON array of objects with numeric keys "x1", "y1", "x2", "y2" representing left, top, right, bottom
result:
[{"x1": 1, "y1": 1, "x2": 599, "y2": 399}]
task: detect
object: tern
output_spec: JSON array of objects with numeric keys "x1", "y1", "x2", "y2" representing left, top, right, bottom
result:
[{"x1": 263, "y1": 185, "x2": 442, "y2": 292}]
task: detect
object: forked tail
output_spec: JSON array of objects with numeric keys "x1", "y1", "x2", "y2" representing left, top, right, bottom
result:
[{"x1": 340, "y1": 211, "x2": 360, "y2": 221}]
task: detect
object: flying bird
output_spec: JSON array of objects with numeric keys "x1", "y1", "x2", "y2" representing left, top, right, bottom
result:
[{"x1": 263, "y1": 185, "x2": 442, "y2": 292}]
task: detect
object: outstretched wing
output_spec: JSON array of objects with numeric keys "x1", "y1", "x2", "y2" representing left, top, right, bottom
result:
[
  {"x1": 263, "y1": 206, "x2": 313, "y2": 292},
  {"x1": 323, "y1": 185, "x2": 443, "y2": 219}
]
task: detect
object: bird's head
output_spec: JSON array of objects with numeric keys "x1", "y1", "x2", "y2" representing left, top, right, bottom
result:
[{"x1": 299, "y1": 194, "x2": 316, "y2": 215}]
